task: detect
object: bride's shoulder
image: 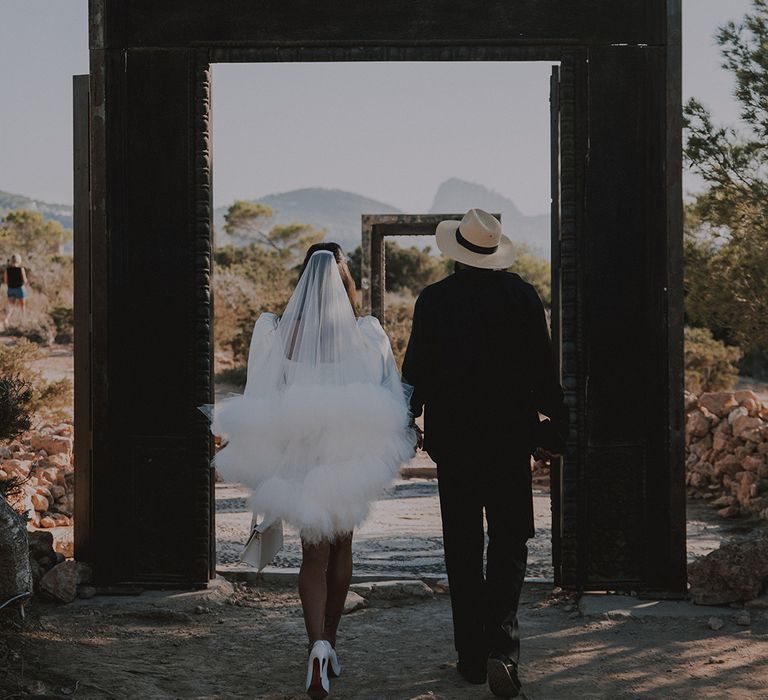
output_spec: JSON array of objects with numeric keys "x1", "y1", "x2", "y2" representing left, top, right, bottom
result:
[
  {"x1": 253, "y1": 312, "x2": 279, "y2": 333},
  {"x1": 357, "y1": 315, "x2": 389, "y2": 345},
  {"x1": 357, "y1": 314, "x2": 384, "y2": 331}
]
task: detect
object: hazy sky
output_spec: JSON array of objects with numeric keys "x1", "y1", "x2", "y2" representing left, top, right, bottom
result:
[{"x1": 0, "y1": 0, "x2": 755, "y2": 215}]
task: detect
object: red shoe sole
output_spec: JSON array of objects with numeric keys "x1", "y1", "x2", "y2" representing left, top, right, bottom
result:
[{"x1": 307, "y1": 658, "x2": 329, "y2": 700}]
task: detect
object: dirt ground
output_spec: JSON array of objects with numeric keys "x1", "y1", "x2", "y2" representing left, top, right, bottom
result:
[{"x1": 2, "y1": 582, "x2": 768, "y2": 700}]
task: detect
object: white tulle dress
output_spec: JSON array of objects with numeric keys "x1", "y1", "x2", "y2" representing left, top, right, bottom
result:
[{"x1": 202, "y1": 251, "x2": 415, "y2": 542}]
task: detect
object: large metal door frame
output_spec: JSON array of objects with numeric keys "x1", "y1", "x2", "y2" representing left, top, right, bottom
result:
[
  {"x1": 73, "y1": 75, "x2": 93, "y2": 562},
  {"x1": 79, "y1": 0, "x2": 686, "y2": 595}
]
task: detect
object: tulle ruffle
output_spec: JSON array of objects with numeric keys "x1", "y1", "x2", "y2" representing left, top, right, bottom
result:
[{"x1": 209, "y1": 381, "x2": 415, "y2": 542}]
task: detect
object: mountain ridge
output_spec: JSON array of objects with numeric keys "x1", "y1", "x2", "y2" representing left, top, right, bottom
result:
[
  {"x1": 2, "y1": 179, "x2": 550, "y2": 257},
  {"x1": 0, "y1": 190, "x2": 73, "y2": 230}
]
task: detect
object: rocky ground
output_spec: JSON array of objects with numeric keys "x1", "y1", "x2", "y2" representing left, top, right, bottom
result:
[
  {"x1": 216, "y1": 475, "x2": 752, "y2": 583},
  {"x1": 4, "y1": 338, "x2": 768, "y2": 697},
  {"x1": 2, "y1": 581, "x2": 768, "y2": 699}
]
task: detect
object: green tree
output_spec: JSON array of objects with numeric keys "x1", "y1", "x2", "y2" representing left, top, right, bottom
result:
[
  {"x1": 507, "y1": 243, "x2": 551, "y2": 308},
  {"x1": 0, "y1": 209, "x2": 71, "y2": 262},
  {"x1": 349, "y1": 239, "x2": 551, "y2": 306},
  {"x1": 684, "y1": 326, "x2": 742, "y2": 394},
  {"x1": 213, "y1": 204, "x2": 326, "y2": 376},
  {"x1": 222, "y1": 200, "x2": 325, "y2": 264},
  {"x1": 683, "y1": 0, "x2": 768, "y2": 353},
  {"x1": 348, "y1": 242, "x2": 446, "y2": 295}
]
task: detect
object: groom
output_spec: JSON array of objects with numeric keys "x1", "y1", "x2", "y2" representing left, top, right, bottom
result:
[{"x1": 402, "y1": 209, "x2": 568, "y2": 698}]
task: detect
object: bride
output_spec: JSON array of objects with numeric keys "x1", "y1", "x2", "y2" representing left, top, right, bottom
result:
[{"x1": 205, "y1": 243, "x2": 415, "y2": 699}]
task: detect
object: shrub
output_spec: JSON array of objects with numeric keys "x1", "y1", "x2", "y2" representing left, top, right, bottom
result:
[
  {"x1": 684, "y1": 326, "x2": 741, "y2": 394},
  {"x1": 215, "y1": 365, "x2": 248, "y2": 387},
  {"x1": 0, "y1": 338, "x2": 72, "y2": 421},
  {"x1": 0, "y1": 376, "x2": 34, "y2": 504},
  {"x1": 50, "y1": 305, "x2": 74, "y2": 344},
  {"x1": 381, "y1": 293, "x2": 416, "y2": 369},
  {"x1": 0, "y1": 376, "x2": 33, "y2": 443},
  {"x1": 5, "y1": 313, "x2": 56, "y2": 346},
  {"x1": 348, "y1": 242, "x2": 447, "y2": 296}
]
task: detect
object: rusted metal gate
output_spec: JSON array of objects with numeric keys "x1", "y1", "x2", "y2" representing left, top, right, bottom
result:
[{"x1": 75, "y1": 0, "x2": 686, "y2": 595}]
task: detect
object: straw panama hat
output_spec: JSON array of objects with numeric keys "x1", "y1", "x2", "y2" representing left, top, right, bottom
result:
[{"x1": 435, "y1": 208, "x2": 516, "y2": 269}]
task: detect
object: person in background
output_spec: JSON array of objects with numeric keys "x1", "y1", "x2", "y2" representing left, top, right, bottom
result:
[{"x1": 4, "y1": 253, "x2": 28, "y2": 327}]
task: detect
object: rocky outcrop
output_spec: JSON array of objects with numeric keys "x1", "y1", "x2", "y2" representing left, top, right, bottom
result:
[
  {"x1": 2, "y1": 419, "x2": 75, "y2": 532},
  {"x1": 685, "y1": 390, "x2": 768, "y2": 519},
  {"x1": 688, "y1": 536, "x2": 768, "y2": 605},
  {"x1": 0, "y1": 497, "x2": 32, "y2": 605},
  {"x1": 39, "y1": 560, "x2": 92, "y2": 604}
]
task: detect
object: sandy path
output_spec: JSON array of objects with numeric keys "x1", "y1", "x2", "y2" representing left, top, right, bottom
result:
[{"x1": 2, "y1": 583, "x2": 767, "y2": 699}]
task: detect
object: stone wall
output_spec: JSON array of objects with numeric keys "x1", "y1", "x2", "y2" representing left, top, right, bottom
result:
[
  {"x1": 686, "y1": 390, "x2": 768, "y2": 518},
  {"x1": 0, "y1": 420, "x2": 74, "y2": 530}
]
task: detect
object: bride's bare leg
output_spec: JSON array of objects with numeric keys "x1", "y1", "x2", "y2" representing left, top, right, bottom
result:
[
  {"x1": 324, "y1": 532, "x2": 353, "y2": 647},
  {"x1": 299, "y1": 538, "x2": 331, "y2": 644}
]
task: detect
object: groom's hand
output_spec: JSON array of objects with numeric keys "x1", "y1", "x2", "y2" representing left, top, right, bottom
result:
[
  {"x1": 412, "y1": 423, "x2": 424, "y2": 450},
  {"x1": 534, "y1": 447, "x2": 560, "y2": 464}
]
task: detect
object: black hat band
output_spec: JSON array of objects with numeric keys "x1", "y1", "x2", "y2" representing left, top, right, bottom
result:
[{"x1": 455, "y1": 226, "x2": 499, "y2": 255}]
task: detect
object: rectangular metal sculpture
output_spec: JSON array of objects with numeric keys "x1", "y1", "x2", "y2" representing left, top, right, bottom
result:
[{"x1": 80, "y1": 0, "x2": 685, "y2": 594}]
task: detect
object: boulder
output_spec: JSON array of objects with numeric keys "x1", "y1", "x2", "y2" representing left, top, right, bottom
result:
[
  {"x1": 349, "y1": 579, "x2": 434, "y2": 606},
  {"x1": 688, "y1": 472, "x2": 709, "y2": 489},
  {"x1": 29, "y1": 435, "x2": 72, "y2": 457},
  {"x1": 691, "y1": 436, "x2": 712, "y2": 458},
  {"x1": 0, "y1": 498, "x2": 32, "y2": 606},
  {"x1": 743, "y1": 428, "x2": 766, "y2": 444},
  {"x1": 53, "y1": 493, "x2": 74, "y2": 514},
  {"x1": 2, "y1": 459, "x2": 31, "y2": 478},
  {"x1": 735, "y1": 390, "x2": 760, "y2": 405},
  {"x1": 711, "y1": 495, "x2": 735, "y2": 507},
  {"x1": 728, "y1": 406, "x2": 749, "y2": 425},
  {"x1": 687, "y1": 410, "x2": 711, "y2": 439},
  {"x1": 44, "y1": 453, "x2": 70, "y2": 469},
  {"x1": 30, "y1": 492, "x2": 49, "y2": 512},
  {"x1": 736, "y1": 472, "x2": 757, "y2": 507},
  {"x1": 685, "y1": 391, "x2": 700, "y2": 413},
  {"x1": 713, "y1": 455, "x2": 741, "y2": 478},
  {"x1": 732, "y1": 415, "x2": 764, "y2": 440},
  {"x1": 699, "y1": 392, "x2": 737, "y2": 418},
  {"x1": 39, "y1": 561, "x2": 80, "y2": 603},
  {"x1": 742, "y1": 455, "x2": 766, "y2": 475},
  {"x1": 688, "y1": 536, "x2": 768, "y2": 605},
  {"x1": 714, "y1": 419, "x2": 732, "y2": 435},
  {"x1": 713, "y1": 432, "x2": 732, "y2": 453},
  {"x1": 342, "y1": 591, "x2": 367, "y2": 614}
]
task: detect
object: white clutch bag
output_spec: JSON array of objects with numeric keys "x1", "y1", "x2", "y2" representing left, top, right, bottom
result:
[{"x1": 242, "y1": 515, "x2": 284, "y2": 571}]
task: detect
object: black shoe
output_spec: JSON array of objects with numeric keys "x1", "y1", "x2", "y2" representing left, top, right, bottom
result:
[
  {"x1": 487, "y1": 653, "x2": 522, "y2": 698},
  {"x1": 456, "y1": 654, "x2": 487, "y2": 684}
]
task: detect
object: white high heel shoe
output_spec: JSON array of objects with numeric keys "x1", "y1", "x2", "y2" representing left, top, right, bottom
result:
[
  {"x1": 327, "y1": 643, "x2": 342, "y2": 679},
  {"x1": 306, "y1": 640, "x2": 331, "y2": 699}
]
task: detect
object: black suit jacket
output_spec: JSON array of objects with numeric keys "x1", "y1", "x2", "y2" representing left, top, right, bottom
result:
[{"x1": 402, "y1": 267, "x2": 568, "y2": 464}]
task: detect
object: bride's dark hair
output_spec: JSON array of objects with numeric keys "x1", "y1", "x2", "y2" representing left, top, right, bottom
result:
[{"x1": 299, "y1": 242, "x2": 358, "y2": 314}]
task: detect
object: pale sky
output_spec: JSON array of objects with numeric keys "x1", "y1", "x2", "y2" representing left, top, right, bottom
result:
[{"x1": 0, "y1": 0, "x2": 755, "y2": 215}]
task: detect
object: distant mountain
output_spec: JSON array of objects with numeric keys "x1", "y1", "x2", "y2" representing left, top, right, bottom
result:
[
  {"x1": 0, "y1": 190, "x2": 73, "y2": 230},
  {"x1": 430, "y1": 178, "x2": 550, "y2": 256},
  {"x1": 214, "y1": 188, "x2": 401, "y2": 252},
  {"x1": 1, "y1": 179, "x2": 549, "y2": 260}
]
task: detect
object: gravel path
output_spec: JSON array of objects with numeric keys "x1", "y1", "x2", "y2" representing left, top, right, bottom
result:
[
  {"x1": 3, "y1": 583, "x2": 767, "y2": 699},
  {"x1": 216, "y1": 475, "x2": 744, "y2": 583}
]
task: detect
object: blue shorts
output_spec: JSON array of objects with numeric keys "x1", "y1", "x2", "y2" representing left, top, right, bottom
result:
[{"x1": 7, "y1": 286, "x2": 26, "y2": 299}]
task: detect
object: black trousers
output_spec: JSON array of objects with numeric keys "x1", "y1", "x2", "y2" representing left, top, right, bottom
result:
[{"x1": 436, "y1": 457, "x2": 529, "y2": 662}]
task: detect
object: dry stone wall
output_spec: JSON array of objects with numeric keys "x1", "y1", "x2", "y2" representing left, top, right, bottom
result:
[
  {"x1": 1, "y1": 420, "x2": 74, "y2": 530},
  {"x1": 685, "y1": 390, "x2": 768, "y2": 519}
]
